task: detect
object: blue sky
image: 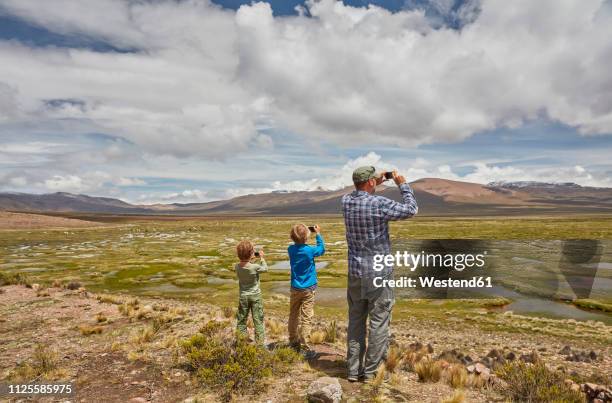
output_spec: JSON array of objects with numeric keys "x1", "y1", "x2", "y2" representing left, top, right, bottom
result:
[{"x1": 1, "y1": 0, "x2": 611, "y2": 203}]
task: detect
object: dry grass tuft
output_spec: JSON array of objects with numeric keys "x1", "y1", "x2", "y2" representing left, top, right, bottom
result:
[
  {"x1": 371, "y1": 364, "x2": 387, "y2": 389},
  {"x1": 52, "y1": 279, "x2": 63, "y2": 288},
  {"x1": 309, "y1": 330, "x2": 326, "y2": 344},
  {"x1": 36, "y1": 288, "x2": 50, "y2": 297},
  {"x1": 97, "y1": 294, "x2": 123, "y2": 305},
  {"x1": 265, "y1": 318, "x2": 284, "y2": 338},
  {"x1": 10, "y1": 344, "x2": 62, "y2": 381},
  {"x1": 445, "y1": 364, "x2": 468, "y2": 388},
  {"x1": 96, "y1": 312, "x2": 108, "y2": 323},
  {"x1": 467, "y1": 373, "x2": 487, "y2": 389},
  {"x1": 79, "y1": 325, "x2": 103, "y2": 336},
  {"x1": 402, "y1": 349, "x2": 427, "y2": 371},
  {"x1": 385, "y1": 345, "x2": 404, "y2": 373},
  {"x1": 65, "y1": 281, "x2": 81, "y2": 290},
  {"x1": 222, "y1": 306, "x2": 234, "y2": 318},
  {"x1": 441, "y1": 390, "x2": 466, "y2": 403},
  {"x1": 415, "y1": 359, "x2": 443, "y2": 383},
  {"x1": 324, "y1": 320, "x2": 337, "y2": 343}
]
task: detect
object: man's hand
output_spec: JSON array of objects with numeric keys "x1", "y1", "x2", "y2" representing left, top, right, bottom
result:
[
  {"x1": 392, "y1": 170, "x2": 406, "y2": 186},
  {"x1": 314, "y1": 224, "x2": 321, "y2": 234},
  {"x1": 257, "y1": 249, "x2": 264, "y2": 258}
]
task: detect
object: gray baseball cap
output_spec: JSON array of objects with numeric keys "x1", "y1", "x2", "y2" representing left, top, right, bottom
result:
[{"x1": 352, "y1": 166, "x2": 381, "y2": 183}]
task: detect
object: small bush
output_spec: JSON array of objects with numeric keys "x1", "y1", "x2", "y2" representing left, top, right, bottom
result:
[
  {"x1": 496, "y1": 361, "x2": 586, "y2": 403},
  {"x1": 96, "y1": 313, "x2": 108, "y2": 323},
  {"x1": 0, "y1": 272, "x2": 30, "y2": 287},
  {"x1": 180, "y1": 321, "x2": 298, "y2": 401},
  {"x1": 309, "y1": 330, "x2": 326, "y2": 344},
  {"x1": 445, "y1": 364, "x2": 468, "y2": 388},
  {"x1": 79, "y1": 325, "x2": 103, "y2": 336},
  {"x1": 324, "y1": 320, "x2": 337, "y2": 343},
  {"x1": 52, "y1": 279, "x2": 63, "y2": 288},
  {"x1": 415, "y1": 359, "x2": 443, "y2": 383}
]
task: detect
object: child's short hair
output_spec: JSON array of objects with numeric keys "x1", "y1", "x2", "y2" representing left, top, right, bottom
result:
[
  {"x1": 290, "y1": 224, "x2": 309, "y2": 244},
  {"x1": 236, "y1": 240, "x2": 254, "y2": 261}
]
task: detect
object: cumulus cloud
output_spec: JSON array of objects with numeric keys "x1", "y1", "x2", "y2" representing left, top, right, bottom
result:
[{"x1": 0, "y1": 0, "x2": 610, "y2": 160}]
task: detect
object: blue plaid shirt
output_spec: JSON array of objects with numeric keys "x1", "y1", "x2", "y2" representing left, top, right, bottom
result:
[{"x1": 342, "y1": 183, "x2": 418, "y2": 278}]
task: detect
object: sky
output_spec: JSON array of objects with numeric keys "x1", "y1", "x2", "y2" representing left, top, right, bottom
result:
[{"x1": 0, "y1": 0, "x2": 611, "y2": 204}]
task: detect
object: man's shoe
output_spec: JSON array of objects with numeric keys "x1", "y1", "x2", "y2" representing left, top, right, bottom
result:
[{"x1": 347, "y1": 374, "x2": 365, "y2": 383}]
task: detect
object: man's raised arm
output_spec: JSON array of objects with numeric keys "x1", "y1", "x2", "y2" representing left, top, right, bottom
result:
[{"x1": 381, "y1": 172, "x2": 418, "y2": 220}]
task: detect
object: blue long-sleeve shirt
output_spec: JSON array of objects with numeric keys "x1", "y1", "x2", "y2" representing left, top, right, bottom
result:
[{"x1": 288, "y1": 234, "x2": 326, "y2": 289}]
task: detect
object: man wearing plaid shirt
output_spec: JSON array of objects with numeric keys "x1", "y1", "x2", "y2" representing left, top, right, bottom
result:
[{"x1": 342, "y1": 166, "x2": 418, "y2": 382}]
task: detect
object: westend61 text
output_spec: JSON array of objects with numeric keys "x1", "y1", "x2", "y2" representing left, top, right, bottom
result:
[{"x1": 373, "y1": 276, "x2": 493, "y2": 288}]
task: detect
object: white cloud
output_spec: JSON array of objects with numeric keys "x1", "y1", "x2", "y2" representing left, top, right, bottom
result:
[{"x1": 0, "y1": 0, "x2": 610, "y2": 160}]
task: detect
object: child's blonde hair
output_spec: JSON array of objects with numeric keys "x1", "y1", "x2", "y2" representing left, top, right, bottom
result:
[
  {"x1": 236, "y1": 240, "x2": 254, "y2": 261},
  {"x1": 290, "y1": 224, "x2": 310, "y2": 244}
]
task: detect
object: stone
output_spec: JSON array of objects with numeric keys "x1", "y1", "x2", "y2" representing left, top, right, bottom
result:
[
  {"x1": 307, "y1": 377, "x2": 342, "y2": 403},
  {"x1": 559, "y1": 345, "x2": 572, "y2": 355},
  {"x1": 466, "y1": 364, "x2": 475, "y2": 374},
  {"x1": 474, "y1": 363, "x2": 489, "y2": 376},
  {"x1": 505, "y1": 351, "x2": 516, "y2": 361},
  {"x1": 589, "y1": 350, "x2": 598, "y2": 360}
]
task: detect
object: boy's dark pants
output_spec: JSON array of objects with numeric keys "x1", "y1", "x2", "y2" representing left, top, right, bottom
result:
[
  {"x1": 346, "y1": 275, "x2": 394, "y2": 379},
  {"x1": 236, "y1": 293, "x2": 265, "y2": 343}
]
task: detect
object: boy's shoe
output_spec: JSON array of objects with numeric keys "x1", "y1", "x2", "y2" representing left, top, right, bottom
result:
[{"x1": 302, "y1": 349, "x2": 317, "y2": 360}]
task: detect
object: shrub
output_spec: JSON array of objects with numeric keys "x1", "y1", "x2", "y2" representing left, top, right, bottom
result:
[
  {"x1": 324, "y1": 320, "x2": 337, "y2": 343},
  {"x1": 415, "y1": 359, "x2": 443, "y2": 382},
  {"x1": 0, "y1": 272, "x2": 30, "y2": 286},
  {"x1": 96, "y1": 313, "x2": 108, "y2": 323},
  {"x1": 180, "y1": 321, "x2": 299, "y2": 401},
  {"x1": 402, "y1": 349, "x2": 427, "y2": 371},
  {"x1": 496, "y1": 361, "x2": 586, "y2": 403}
]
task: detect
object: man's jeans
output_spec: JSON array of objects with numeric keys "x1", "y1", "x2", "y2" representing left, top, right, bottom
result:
[{"x1": 346, "y1": 275, "x2": 394, "y2": 379}]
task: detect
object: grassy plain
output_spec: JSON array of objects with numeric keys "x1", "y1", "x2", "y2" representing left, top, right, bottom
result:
[{"x1": 1, "y1": 214, "x2": 611, "y2": 320}]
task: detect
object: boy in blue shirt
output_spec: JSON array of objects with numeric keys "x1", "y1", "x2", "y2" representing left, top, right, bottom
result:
[{"x1": 287, "y1": 223, "x2": 325, "y2": 357}]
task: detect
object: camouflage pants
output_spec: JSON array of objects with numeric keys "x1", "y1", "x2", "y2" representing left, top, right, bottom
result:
[{"x1": 236, "y1": 293, "x2": 265, "y2": 344}]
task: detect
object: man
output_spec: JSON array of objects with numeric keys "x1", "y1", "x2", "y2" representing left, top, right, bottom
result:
[{"x1": 342, "y1": 165, "x2": 418, "y2": 382}]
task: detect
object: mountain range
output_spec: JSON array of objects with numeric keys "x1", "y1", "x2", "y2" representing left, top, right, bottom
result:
[{"x1": 1, "y1": 178, "x2": 611, "y2": 216}]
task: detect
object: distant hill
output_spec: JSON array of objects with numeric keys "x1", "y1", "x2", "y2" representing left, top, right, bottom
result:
[{"x1": 1, "y1": 179, "x2": 611, "y2": 216}]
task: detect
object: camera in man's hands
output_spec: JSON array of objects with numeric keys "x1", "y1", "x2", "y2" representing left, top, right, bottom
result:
[
  {"x1": 384, "y1": 172, "x2": 394, "y2": 180},
  {"x1": 308, "y1": 226, "x2": 316, "y2": 233}
]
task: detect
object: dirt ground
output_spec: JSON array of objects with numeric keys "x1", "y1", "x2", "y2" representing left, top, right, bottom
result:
[{"x1": 0, "y1": 284, "x2": 609, "y2": 402}]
